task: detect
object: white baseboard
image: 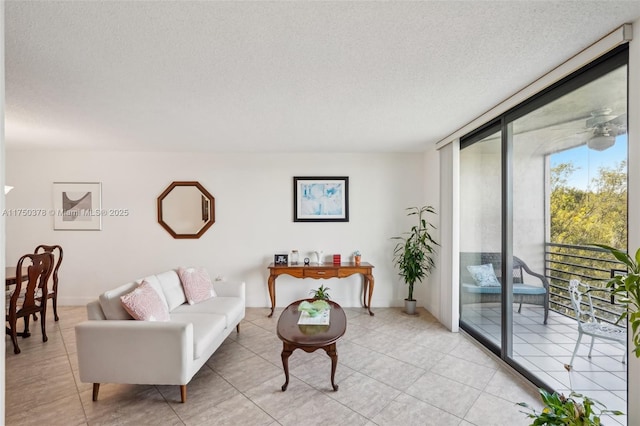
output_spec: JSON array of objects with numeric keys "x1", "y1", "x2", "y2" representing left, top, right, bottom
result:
[{"x1": 58, "y1": 297, "x2": 95, "y2": 306}]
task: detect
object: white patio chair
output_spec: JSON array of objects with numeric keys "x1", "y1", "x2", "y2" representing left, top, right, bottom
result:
[{"x1": 567, "y1": 279, "x2": 627, "y2": 370}]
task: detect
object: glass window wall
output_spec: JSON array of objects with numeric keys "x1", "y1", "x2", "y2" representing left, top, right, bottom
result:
[{"x1": 459, "y1": 46, "x2": 628, "y2": 420}]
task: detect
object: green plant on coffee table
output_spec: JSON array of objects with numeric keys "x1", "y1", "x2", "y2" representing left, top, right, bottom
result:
[
  {"x1": 310, "y1": 284, "x2": 331, "y2": 300},
  {"x1": 592, "y1": 243, "x2": 640, "y2": 358},
  {"x1": 518, "y1": 388, "x2": 622, "y2": 425}
]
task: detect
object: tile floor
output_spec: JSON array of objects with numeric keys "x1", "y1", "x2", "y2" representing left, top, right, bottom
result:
[
  {"x1": 462, "y1": 304, "x2": 628, "y2": 425},
  {"x1": 5, "y1": 305, "x2": 547, "y2": 426}
]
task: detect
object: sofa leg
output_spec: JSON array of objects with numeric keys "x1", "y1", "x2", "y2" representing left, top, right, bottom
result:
[
  {"x1": 93, "y1": 383, "x2": 100, "y2": 401},
  {"x1": 180, "y1": 385, "x2": 187, "y2": 403},
  {"x1": 236, "y1": 323, "x2": 240, "y2": 333}
]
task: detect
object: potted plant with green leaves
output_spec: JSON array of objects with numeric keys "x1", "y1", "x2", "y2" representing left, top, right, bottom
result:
[
  {"x1": 392, "y1": 205, "x2": 438, "y2": 315},
  {"x1": 592, "y1": 243, "x2": 640, "y2": 357},
  {"x1": 353, "y1": 250, "x2": 361, "y2": 266},
  {"x1": 310, "y1": 284, "x2": 331, "y2": 301},
  {"x1": 518, "y1": 388, "x2": 622, "y2": 425}
]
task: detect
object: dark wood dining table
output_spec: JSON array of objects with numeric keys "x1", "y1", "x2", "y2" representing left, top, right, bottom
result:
[{"x1": 5, "y1": 267, "x2": 28, "y2": 287}]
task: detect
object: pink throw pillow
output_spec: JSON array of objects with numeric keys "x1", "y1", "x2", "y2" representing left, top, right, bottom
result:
[
  {"x1": 120, "y1": 280, "x2": 170, "y2": 321},
  {"x1": 178, "y1": 267, "x2": 216, "y2": 305}
]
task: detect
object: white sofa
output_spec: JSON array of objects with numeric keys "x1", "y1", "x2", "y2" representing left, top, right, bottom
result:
[{"x1": 75, "y1": 270, "x2": 245, "y2": 403}]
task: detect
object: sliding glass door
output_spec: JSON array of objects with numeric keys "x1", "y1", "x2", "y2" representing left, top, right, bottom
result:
[
  {"x1": 509, "y1": 58, "x2": 628, "y2": 407},
  {"x1": 459, "y1": 45, "x2": 628, "y2": 415},
  {"x1": 459, "y1": 125, "x2": 504, "y2": 351}
]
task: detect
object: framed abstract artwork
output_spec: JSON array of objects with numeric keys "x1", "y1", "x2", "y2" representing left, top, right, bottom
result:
[
  {"x1": 293, "y1": 176, "x2": 349, "y2": 222},
  {"x1": 53, "y1": 182, "x2": 102, "y2": 230}
]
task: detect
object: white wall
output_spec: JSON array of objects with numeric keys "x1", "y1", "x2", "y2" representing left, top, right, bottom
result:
[
  {"x1": 420, "y1": 144, "x2": 442, "y2": 320},
  {"x1": 0, "y1": 1, "x2": 6, "y2": 420},
  {"x1": 459, "y1": 139, "x2": 501, "y2": 252},
  {"x1": 4, "y1": 151, "x2": 425, "y2": 310},
  {"x1": 433, "y1": 141, "x2": 458, "y2": 331},
  {"x1": 513, "y1": 133, "x2": 547, "y2": 273}
]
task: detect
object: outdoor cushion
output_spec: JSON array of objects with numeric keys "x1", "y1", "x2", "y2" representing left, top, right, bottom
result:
[
  {"x1": 462, "y1": 283, "x2": 546, "y2": 295},
  {"x1": 466, "y1": 264, "x2": 501, "y2": 287}
]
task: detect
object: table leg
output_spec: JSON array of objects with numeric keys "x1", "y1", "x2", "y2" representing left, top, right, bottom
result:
[
  {"x1": 362, "y1": 277, "x2": 368, "y2": 308},
  {"x1": 365, "y1": 274, "x2": 375, "y2": 316},
  {"x1": 323, "y1": 343, "x2": 339, "y2": 391},
  {"x1": 281, "y1": 343, "x2": 294, "y2": 391},
  {"x1": 268, "y1": 274, "x2": 276, "y2": 318}
]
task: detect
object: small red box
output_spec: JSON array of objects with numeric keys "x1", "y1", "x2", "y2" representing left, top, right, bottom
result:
[{"x1": 333, "y1": 254, "x2": 341, "y2": 265}]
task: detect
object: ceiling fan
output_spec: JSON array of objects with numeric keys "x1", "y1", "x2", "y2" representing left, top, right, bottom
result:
[
  {"x1": 532, "y1": 107, "x2": 627, "y2": 156},
  {"x1": 582, "y1": 107, "x2": 626, "y2": 151}
]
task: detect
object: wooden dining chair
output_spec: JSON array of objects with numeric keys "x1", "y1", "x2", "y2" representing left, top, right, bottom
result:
[
  {"x1": 6, "y1": 252, "x2": 54, "y2": 354},
  {"x1": 33, "y1": 244, "x2": 63, "y2": 321}
]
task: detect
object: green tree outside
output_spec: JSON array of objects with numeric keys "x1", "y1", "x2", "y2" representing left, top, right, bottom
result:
[
  {"x1": 550, "y1": 160, "x2": 627, "y2": 248},
  {"x1": 549, "y1": 160, "x2": 627, "y2": 323}
]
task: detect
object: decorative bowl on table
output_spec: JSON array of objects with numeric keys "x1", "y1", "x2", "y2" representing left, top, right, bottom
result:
[{"x1": 298, "y1": 300, "x2": 329, "y2": 317}]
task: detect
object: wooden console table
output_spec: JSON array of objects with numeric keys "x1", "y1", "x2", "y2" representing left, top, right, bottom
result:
[{"x1": 267, "y1": 262, "x2": 375, "y2": 317}]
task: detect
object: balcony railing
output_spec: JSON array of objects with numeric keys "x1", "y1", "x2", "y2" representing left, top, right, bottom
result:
[{"x1": 544, "y1": 243, "x2": 627, "y2": 325}]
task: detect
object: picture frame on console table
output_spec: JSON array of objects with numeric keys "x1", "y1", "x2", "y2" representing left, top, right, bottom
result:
[
  {"x1": 293, "y1": 176, "x2": 349, "y2": 222},
  {"x1": 274, "y1": 254, "x2": 289, "y2": 265},
  {"x1": 53, "y1": 182, "x2": 103, "y2": 231}
]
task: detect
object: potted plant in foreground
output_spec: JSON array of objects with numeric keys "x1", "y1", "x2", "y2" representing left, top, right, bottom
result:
[
  {"x1": 392, "y1": 205, "x2": 438, "y2": 315},
  {"x1": 518, "y1": 388, "x2": 622, "y2": 425},
  {"x1": 518, "y1": 243, "x2": 636, "y2": 425}
]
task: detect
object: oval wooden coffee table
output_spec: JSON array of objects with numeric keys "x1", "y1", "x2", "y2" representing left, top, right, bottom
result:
[{"x1": 277, "y1": 299, "x2": 347, "y2": 391}]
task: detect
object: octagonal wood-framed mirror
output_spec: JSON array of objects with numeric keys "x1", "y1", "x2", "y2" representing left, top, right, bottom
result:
[{"x1": 157, "y1": 181, "x2": 215, "y2": 239}]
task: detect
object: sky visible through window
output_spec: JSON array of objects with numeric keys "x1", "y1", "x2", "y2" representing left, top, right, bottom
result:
[{"x1": 549, "y1": 134, "x2": 627, "y2": 190}]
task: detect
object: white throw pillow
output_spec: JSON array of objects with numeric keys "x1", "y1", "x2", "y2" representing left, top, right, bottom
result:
[{"x1": 156, "y1": 270, "x2": 187, "y2": 310}]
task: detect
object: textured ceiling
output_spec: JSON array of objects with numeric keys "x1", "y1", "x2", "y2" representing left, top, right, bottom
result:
[{"x1": 5, "y1": 1, "x2": 640, "y2": 152}]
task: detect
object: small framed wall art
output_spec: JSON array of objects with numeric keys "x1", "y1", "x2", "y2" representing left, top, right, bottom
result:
[
  {"x1": 293, "y1": 176, "x2": 349, "y2": 222},
  {"x1": 53, "y1": 182, "x2": 102, "y2": 230},
  {"x1": 274, "y1": 254, "x2": 289, "y2": 265}
]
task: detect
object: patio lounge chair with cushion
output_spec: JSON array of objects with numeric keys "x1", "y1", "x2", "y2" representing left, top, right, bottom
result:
[{"x1": 460, "y1": 252, "x2": 549, "y2": 324}]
